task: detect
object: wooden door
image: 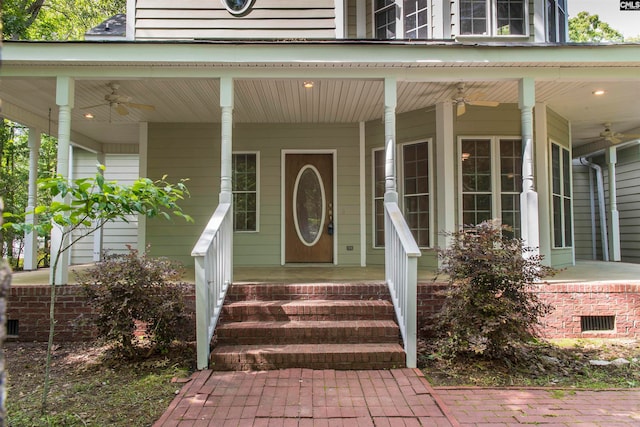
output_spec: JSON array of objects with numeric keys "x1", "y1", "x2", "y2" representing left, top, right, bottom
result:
[{"x1": 285, "y1": 154, "x2": 333, "y2": 263}]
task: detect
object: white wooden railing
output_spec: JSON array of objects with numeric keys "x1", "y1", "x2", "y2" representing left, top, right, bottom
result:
[
  {"x1": 191, "y1": 202, "x2": 233, "y2": 370},
  {"x1": 384, "y1": 202, "x2": 421, "y2": 368}
]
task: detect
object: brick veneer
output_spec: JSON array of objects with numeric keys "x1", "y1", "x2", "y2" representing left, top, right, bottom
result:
[
  {"x1": 417, "y1": 281, "x2": 640, "y2": 339},
  {"x1": 7, "y1": 281, "x2": 640, "y2": 342},
  {"x1": 7, "y1": 284, "x2": 196, "y2": 342}
]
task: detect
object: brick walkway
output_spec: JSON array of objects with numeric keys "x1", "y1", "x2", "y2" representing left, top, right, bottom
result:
[{"x1": 154, "y1": 368, "x2": 640, "y2": 427}]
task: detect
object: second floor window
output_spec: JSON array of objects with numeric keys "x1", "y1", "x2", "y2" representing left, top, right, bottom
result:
[
  {"x1": 546, "y1": 0, "x2": 567, "y2": 42},
  {"x1": 459, "y1": 0, "x2": 526, "y2": 36},
  {"x1": 374, "y1": 0, "x2": 429, "y2": 40}
]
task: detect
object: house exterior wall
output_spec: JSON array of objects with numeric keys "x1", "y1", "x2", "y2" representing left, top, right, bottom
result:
[
  {"x1": 134, "y1": 0, "x2": 337, "y2": 40},
  {"x1": 146, "y1": 122, "x2": 361, "y2": 267},
  {"x1": 572, "y1": 163, "x2": 604, "y2": 261},
  {"x1": 70, "y1": 150, "x2": 139, "y2": 264},
  {"x1": 546, "y1": 108, "x2": 573, "y2": 267},
  {"x1": 616, "y1": 146, "x2": 640, "y2": 264}
]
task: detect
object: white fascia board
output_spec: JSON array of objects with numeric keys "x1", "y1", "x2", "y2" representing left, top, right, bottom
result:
[
  {"x1": 3, "y1": 42, "x2": 640, "y2": 68},
  {"x1": 3, "y1": 62, "x2": 640, "y2": 83}
]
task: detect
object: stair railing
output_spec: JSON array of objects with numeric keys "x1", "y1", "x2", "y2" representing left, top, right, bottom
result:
[
  {"x1": 191, "y1": 202, "x2": 233, "y2": 370},
  {"x1": 384, "y1": 201, "x2": 421, "y2": 368}
]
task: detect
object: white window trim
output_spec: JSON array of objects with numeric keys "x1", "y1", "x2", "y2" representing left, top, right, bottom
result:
[
  {"x1": 372, "y1": 140, "x2": 434, "y2": 249},
  {"x1": 399, "y1": 139, "x2": 434, "y2": 249},
  {"x1": 550, "y1": 141, "x2": 573, "y2": 249},
  {"x1": 232, "y1": 150, "x2": 260, "y2": 233},
  {"x1": 371, "y1": 1, "x2": 431, "y2": 40},
  {"x1": 456, "y1": 0, "x2": 530, "y2": 39},
  {"x1": 372, "y1": 147, "x2": 385, "y2": 249},
  {"x1": 457, "y1": 136, "x2": 523, "y2": 229},
  {"x1": 545, "y1": 0, "x2": 568, "y2": 43}
]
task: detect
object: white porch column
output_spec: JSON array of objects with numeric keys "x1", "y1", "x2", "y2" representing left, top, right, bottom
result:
[
  {"x1": 436, "y1": 101, "x2": 455, "y2": 253},
  {"x1": 384, "y1": 77, "x2": 398, "y2": 204},
  {"x1": 51, "y1": 76, "x2": 74, "y2": 285},
  {"x1": 137, "y1": 122, "x2": 148, "y2": 253},
  {"x1": 606, "y1": 147, "x2": 621, "y2": 261},
  {"x1": 92, "y1": 152, "x2": 106, "y2": 262},
  {"x1": 519, "y1": 78, "x2": 539, "y2": 254},
  {"x1": 23, "y1": 128, "x2": 41, "y2": 271},
  {"x1": 534, "y1": 102, "x2": 552, "y2": 265},
  {"x1": 219, "y1": 77, "x2": 234, "y2": 204}
]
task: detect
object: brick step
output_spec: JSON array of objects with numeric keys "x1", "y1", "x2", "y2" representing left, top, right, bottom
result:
[
  {"x1": 216, "y1": 320, "x2": 401, "y2": 345},
  {"x1": 221, "y1": 299, "x2": 396, "y2": 322},
  {"x1": 226, "y1": 283, "x2": 390, "y2": 302},
  {"x1": 210, "y1": 343, "x2": 406, "y2": 371}
]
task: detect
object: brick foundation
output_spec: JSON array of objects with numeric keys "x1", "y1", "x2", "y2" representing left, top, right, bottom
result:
[
  {"x1": 7, "y1": 284, "x2": 196, "y2": 342},
  {"x1": 7, "y1": 281, "x2": 640, "y2": 342},
  {"x1": 417, "y1": 281, "x2": 640, "y2": 339}
]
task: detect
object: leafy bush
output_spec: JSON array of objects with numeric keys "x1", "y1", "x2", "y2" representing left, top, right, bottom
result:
[
  {"x1": 78, "y1": 247, "x2": 192, "y2": 358},
  {"x1": 432, "y1": 221, "x2": 555, "y2": 360}
]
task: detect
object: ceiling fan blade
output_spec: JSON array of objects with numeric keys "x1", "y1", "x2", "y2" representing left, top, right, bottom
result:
[
  {"x1": 618, "y1": 133, "x2": 640, "y2": 139},
  {"x1": 466, "y1": 91, "x2": 487, "y2": 102},
  {"x1": 81, "y1": 103, "x2": 108, "y2": 109},
  {"x1": 125, "y1": 102, "x2": 156, "y2": 111},
  {"x1": 456, "y1": 102, "x2": 466, "y2": 116},
  {"x1": 115, "y1": 104, "x2": 129, "y2": 116},
  {"x1": 467, "y1": 100, "x2": 500, "y2": 107}
]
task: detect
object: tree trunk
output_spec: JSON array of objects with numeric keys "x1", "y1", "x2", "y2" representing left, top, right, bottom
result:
[{"x1": 0, "y1": 198, "x2": 12, "y2": 425}]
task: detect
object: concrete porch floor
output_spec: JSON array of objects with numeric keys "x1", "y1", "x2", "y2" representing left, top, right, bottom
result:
[{"x1": 10, "y1": 259, "x2": 640, "y2": 286}]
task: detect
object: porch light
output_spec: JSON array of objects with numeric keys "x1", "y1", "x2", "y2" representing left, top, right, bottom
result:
[
  {"x1": 461, "y1": 152, "x2": 471, "y2": 161},
  {"x1": 84, "y1": 113, "x2": 95, "y2": 119},
  {"x1": 592, "y1": 90, "x2": 606, "y2": 96},
  {"x1": 303, "y1": 81, "x2": 314, "y2": 89}
]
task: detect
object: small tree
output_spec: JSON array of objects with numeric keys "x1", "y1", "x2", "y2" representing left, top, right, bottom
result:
[
  {"x1": 569, "y1": 11, "x2": 624, "y2": 43},
  {"x1": 434, "y1": 221, "x2": 554, "y2": 360},
  {"x1": 77, "y1": 247, "x2": 192, "y2": 358},
  {"x1": 2, "y1": 166, "x2": 192, "y2": 413}
]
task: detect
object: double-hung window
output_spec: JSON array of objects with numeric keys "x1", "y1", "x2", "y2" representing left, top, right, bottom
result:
[
  {"x1": 232, "y1": 152, "x2": 259, "y2": 232},
  {"x1": 374, "y1": 0, "x2": 429, "y2": 40},
  {"x1": 546, "y1": 0, "x2": 567, "y2": 42},
  {"x1": 372, "y1": 140, "x2": 432, "y2": 248},
  {"x1": 459, "y1": 0, "x2": 527, "y2": 36},
  {"x1": 459, "y1": 137, "x2": 522, "y2": 236},
  {"x1": 551, "y1": 143, "x2": 572, "y2": 247}
]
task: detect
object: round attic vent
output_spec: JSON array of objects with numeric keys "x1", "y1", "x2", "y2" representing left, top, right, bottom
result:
[{"x1": 222, "y1": 0, "x2": 255, "y2": 16}]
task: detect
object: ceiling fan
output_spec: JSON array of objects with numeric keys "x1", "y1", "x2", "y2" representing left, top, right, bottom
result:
[
  {"x1": 599, "y1": 122, "x2": 640, "y2": 144},
  {"x1": 82, "y1": 82, "x2": 155, "y2": 116},
  {"x1": 452, "y1": 83, "x2": 500, "y2": 116}
]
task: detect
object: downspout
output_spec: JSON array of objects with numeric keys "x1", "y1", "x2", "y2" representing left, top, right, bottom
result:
[{"x1": 578, "y1": 158, "x2": 609, "y2": 261}]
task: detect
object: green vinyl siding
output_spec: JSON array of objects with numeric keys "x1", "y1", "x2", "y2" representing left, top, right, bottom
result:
[
  {"x1": 146, "y1": 122, "x2": 361, "y2": 267},
  {"x1": 546, "y1": 107, "x2": 573, "y2": 267}
]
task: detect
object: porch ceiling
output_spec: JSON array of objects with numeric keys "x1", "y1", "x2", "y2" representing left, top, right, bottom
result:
[{"x1": 2, "y1": 43, "x2": 640, "y2": 154}]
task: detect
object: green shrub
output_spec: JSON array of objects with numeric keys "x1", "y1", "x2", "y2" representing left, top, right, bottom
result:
[
  {"x1": 433, "y1": 221, "x2": 555, "y2": 360},
  {"x1": 78, "y1": 247, "x2": 192, "y2": 358}
]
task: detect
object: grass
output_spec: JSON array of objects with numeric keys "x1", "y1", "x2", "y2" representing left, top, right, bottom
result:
[{"x1": 6, "y1": 341, "x2": 194, "y2": 427}]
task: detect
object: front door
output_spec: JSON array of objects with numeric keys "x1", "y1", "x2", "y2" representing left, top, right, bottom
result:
[{"x1": 285, "y1": 153, "x2": 333, "y2": 263}]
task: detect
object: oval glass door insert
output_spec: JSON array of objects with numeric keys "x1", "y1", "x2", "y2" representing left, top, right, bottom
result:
[{"x1": 293, "y1": 165, "x2": 326, "y2": 246}]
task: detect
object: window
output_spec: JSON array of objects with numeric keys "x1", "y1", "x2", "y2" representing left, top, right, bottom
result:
[
  {"x1": 232, "y1": 152, "x2": 258, "y2": 232},
  {"x1": 551, "y1": 143, "x2": 572, "y2": 247},
  {"x1": 374, "y1": 0, "x2": 429, "y2": 40},
  {"x1": 403, "y1": 0, "x2": 428, "y2": 39},
  {"x1": 373, "y1": 141, "x2": 432, "y2": 248},
  {"x1": 401, "y1": 141, "x2": 431, "y2": 247},
  {"x1": 459, "y1": 137, "x2": 522, "y2": 236},
  {"x1": 546, "y1": 0, "x2": 567, "y2": 42},
  {"x1": 459, "y1": 0, "x2": 526, "y2": 36},
  {"x1": 373, "y1": 148, "x2": 386, "y2": 247},
  {"x1": 375, "y1": 0, "x2": 397, "y2": 39}
]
